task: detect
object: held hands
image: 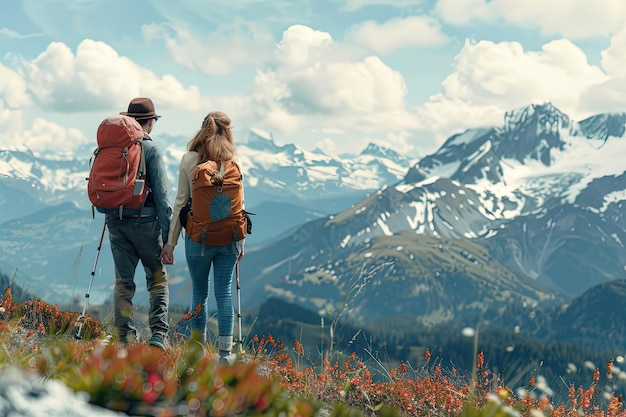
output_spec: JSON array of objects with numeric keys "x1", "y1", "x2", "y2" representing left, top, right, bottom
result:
[
  {"x1": 161, "y1": 240, "x2": 242, "y2": 265},
  {"x1": 161, "y1": 243, "x2": 175, "y2": 265}
]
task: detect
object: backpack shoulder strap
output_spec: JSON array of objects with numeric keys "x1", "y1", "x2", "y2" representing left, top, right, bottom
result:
[
  {"x1": 138, "y1": 140, "x2": 146, "y2": 178},
  {"x1": 227, "y1": 159, "x2": 243, "y2": 178},
  {"x1": 132, "y1": 141, "x2": 149, "y2": 220}
]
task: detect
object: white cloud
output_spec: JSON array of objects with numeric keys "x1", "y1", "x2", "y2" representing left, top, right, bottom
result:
[
  {"x1": 0, "y1": 64, "x2": 32, "y2": 109},
  {"x1": 416, "y1": 38, "x2": 609, "y2": 142},
  {"x1": 0, "y1": 65, "x2": 28, "y2": 150},
  {"x1": 443, "y1": 39, "x2": 606, "y2": 108},
  {"x1": 315, "y1": 138, "x2": 338, "y2": 155},
  {"x1": 0, "y1": 109, "x2": 23, "y2": 149},
  {"x1": 246, "y1": 24, "x2": 419, "y2": 137},
  {"x1": 345, "y1": 16, "x2": 449, "y2": 54},
  {"x1": 0, "y1": 27, "x2": 42, "y2": 39},
  {"x1": 0, "y1": 115, "x2": 88, "y2": 156},
  {"x1": 582, "y1": 28, "x2": 626, "y2": 112},
  {"x1": 382, "y1": 130, "x2": 415, "y2": 155},
  {"x1": 141, "y1": 20, "x2": 276, "y2": 76},
  {"x1": 22, "y1": 118, "x2": 88, "y2": 157},
  {"x1": 433, "y1": 0, "x2": 493, "y2": 25},
  {"x1": 288, "y1": 56, "x2": 407, "y2": 115},
  {"x1": 435, "y1": 0, "x2": 626, "y2": 38},
  {"x1": 601, "y1": 27, "x2": 626, "y2": 78},
  {"x1": 416, "y1": 98, "x2": 505, "y2": 144},
  {"x1": 274, "y1": 24, "x2": 335, "y2": 67},
  {"x1": 11, "y1": 39, "x2": 205, "y2": 113},
  {"x1": 579, "y1": 77, "x2": 626, "y2": 114},
  {"x1": 345, "y1": 0, "x2": 424, "y2": 11}
]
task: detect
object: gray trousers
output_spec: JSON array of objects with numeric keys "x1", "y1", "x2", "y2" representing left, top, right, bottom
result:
[{"x1": 106, "y1": 215, "x2": 169, "y2": 341}]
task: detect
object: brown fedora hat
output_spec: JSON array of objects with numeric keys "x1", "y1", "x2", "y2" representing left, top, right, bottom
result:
[{"x1": 120, "y1": 97, "x2": 161, "y2": 119}]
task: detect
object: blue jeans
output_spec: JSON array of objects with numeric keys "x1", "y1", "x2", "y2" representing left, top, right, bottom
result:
[
  {"x1": 185, "y1": 235, "x2": 239, "y2": 342},
  {"x1": 106, "y1": 216, "x2": 169, "y2": 342}
]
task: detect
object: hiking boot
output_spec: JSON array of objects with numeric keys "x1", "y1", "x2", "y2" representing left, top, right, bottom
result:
[
  {"x1": 120, "y1": 333, "x2": 139, "y2": 345},
  {"x1": 218, "y1": 353, "x2": 237, "y2": 366},
  {"x1": 148, "y1": 334, "x2": 167, "y2": 351}
]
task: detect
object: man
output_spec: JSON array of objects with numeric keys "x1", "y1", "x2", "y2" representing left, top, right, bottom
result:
[{"x1": 106, "y1": 97, "x2": 172, "y2": 350}]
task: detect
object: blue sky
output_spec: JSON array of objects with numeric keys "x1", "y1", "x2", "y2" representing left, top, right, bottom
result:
[{"x1": 1, "y1": 0, "x2": 625, "y2": 159}]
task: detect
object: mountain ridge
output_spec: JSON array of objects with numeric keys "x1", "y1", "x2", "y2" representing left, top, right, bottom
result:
[
  {"x1": 238, "y1": 102, "x2": 626, "y2": 323},
  {"x1": 2, "y1": 102, "x2": 626, "y2": 333}
]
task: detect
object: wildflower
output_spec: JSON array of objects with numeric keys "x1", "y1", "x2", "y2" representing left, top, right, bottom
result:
[
  {"x1": 142, "y1": 372, "x2": 163, "y2": 404},
  {"x1": 607, "y1": 358, "x2": 614, "y2": 377},
  {"x1": 294, "y1": 340, "x2": 304, "y2": 356},
  {"x1": 398, "y1": 362, "x2": 408, "y2": 375},
  {"x1": 477, "y1": 351, "x2": 484, "y2": 370}
]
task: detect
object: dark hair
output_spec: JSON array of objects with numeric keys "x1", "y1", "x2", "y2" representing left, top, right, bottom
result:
[{"x1": 135, "y1": 117, "x2": 153, "y2": 128}]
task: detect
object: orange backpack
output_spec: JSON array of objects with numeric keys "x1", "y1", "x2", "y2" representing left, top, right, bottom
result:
[
  {"x1": 186, "y1": 160, "x2": 247, "y2": 246},
  {"x1": 87, "y1": 115, "x2": 148, "y2": 216}
]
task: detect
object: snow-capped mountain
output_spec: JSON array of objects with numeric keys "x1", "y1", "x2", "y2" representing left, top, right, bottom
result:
[
  {"x1": 0, "y1": 149, "x2": 88, "y2": 217},
  {"x1": 326, "y1": 103, "x2": 626, "y2": 243},
  {"x1": 234, "y1": 129, "x2": 413, "y2": 207},
  {"x1": 238, "y1": 103, "x2": 626, "y2": 324},
  {"x1": 4, "y1": 102, "x2": 626, "y2": 323},
  {"x1": 0, "y1": 130, "x2": 416, "y2": 307},
  {"x1": 0, "y1": 129, "x2": 417, "y2": 222}
]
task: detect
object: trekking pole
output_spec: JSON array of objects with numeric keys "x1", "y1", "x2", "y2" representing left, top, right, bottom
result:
[
  {"x1": 75, "y1": 220, "x2": 106, "y2": 340},
  {"x1": 235, "y1": 262, "x2": 244, "y2": 352}
]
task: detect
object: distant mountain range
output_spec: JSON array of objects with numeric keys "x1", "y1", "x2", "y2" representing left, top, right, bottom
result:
[
  {"x1": 239, "y1": 103, "x2": 626, "y2": 331},
  {"x1": 0, "y1": 130, "x2": 417, "y2": 306},
  {"x1": 3, "y1": 103, "x2": 626, "y2": 360},
  {"x1": 0, "y1": 129, "x2": 415, "y2": 221}
]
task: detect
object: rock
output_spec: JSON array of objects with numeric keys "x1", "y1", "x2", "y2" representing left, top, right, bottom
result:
[{"x1": 0, "y1": 365, "x2": 126, "y2": 417}]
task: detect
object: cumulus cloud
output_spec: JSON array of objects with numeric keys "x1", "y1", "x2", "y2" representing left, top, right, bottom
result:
[
  {"x1": 578, "y1": 28, "x2": 626, "y2": 113},
  {"x1": 11, "y1": 39, "x2": 204, "y2": 113},
  {"x1": 287, "y1": 56, "x2": 406, "y2": 115},
  {"x1": 382, "y1": 130, "x2": 415, "y2": 155},
  {"x1": 416, "y1": 98, "x2": 505, "y2": 144},
  {"x1": 0, "y1": 113, "x2": 88, "y2": 156},
  {"x1": 345, "y1": 16, "x2": 449, "y2": 54},
  {"x1": 0, "y1": 64, "x2": 31, "y2": 109},
  {"x1": 141, "y1": 20, "x2": 276, "y2": 76},
  {"x1": 435, "y1": 0, "x2": 626, "y2": 38},
  {"x1": 443, "y1": 39, "x2": 606, "y2": 108},
  {"x1": 315, "y1": 138, "x2": 338, "y2": 155},
  {"x1": 246, "y1": 24, "x2": 419, "y2": 137},
  {"x1": 0, "y1": 109, "x2": 23, "y2": 149},
  {"x1": 601, "y1": 27, "x2": 626, "y2": 78},
  {"x1": 0, "y1": 65, "x2": 29, "y2": 150},
  {"x1": 433, "y1": 0, "x2": 494, "y2": 25},
  {"x1": 416, "y1": 38, "x2": 609, "y2": 142},
  {"x1": 345, "y1": 0, "x2": 424, "y2": 11},
  {"x1": 274, "y1": 24, "x2": 335, "y2": 66},
  {"x1": 579, "y1": 78, "x2": 626, "y2": 114},
  {"x1": 21, "y1": 118, "x2": 88, "y2": 157}
]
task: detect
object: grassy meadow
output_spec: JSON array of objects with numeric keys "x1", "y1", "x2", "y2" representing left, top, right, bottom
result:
[{"x1": 0, "y1": 284, "x2": 625, "y2": 417}]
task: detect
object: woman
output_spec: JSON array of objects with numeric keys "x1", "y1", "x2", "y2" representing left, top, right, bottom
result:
[{"x1": 161, "y1": 111, "x2": 244, "y2": 365}]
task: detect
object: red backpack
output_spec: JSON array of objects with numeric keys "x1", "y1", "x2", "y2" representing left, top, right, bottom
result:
[
  {"x1": 87, "y1": 115, "x2": 148, "y2": 215},
  {"x1": 186, "y1": 160, "x2": 247, "y2": 246}
]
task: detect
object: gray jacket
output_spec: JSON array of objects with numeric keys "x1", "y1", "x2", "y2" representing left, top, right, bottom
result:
[{"x1": 142, "y1": 137, "x2": 172, "y2": 243}]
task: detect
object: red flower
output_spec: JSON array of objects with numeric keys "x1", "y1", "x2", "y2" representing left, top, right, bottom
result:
[{"x1": 142, "y1": 372, "x2": 163, "y2": 405}]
